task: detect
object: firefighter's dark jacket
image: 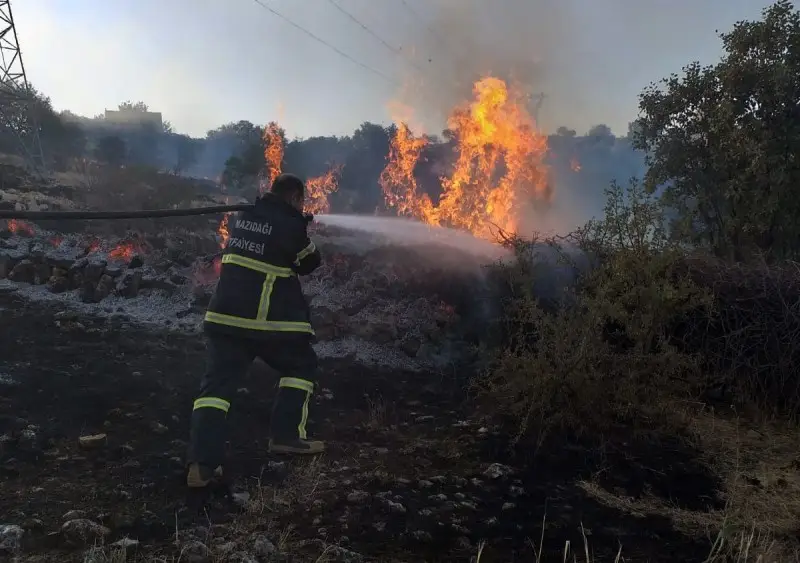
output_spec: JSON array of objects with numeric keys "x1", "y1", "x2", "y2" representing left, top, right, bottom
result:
[{"x1": 203, "y1": 193, "x2": 321, "y2": 339}]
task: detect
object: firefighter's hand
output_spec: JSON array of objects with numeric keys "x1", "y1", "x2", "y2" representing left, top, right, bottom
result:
[{"x1": 303, "y1": 213, "x2": 314, "y2": 224}]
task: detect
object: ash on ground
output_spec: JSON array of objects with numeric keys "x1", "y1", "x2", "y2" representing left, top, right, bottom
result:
[{"x1": 0, "y1": 220, "x2": 494, "y2": 371}]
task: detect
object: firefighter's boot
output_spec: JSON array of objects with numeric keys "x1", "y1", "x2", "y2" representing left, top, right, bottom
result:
[
  {"x1": 186, "y1": 463, "x2": 224, "y2": 488},
  {"x1": 268, "y1": 378, "x2": 325, "y2": 455},
  {"x1": 186, "y1": 396, "x2": 231, "y2": 487}
]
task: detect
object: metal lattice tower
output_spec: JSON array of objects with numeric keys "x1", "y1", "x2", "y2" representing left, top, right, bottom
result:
[{"x1": 0, "y1": 0, "x2": 44, "y2": 170}]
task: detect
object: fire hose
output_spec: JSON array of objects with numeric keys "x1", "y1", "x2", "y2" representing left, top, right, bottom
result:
[{"x1": 0, "y1": 204, "x2": 255, "y2": 220}]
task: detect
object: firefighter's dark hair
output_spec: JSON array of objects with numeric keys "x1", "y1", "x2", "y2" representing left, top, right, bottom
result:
[{"x1": 270, "y1": 173, "x2": 305, "y2": 200}]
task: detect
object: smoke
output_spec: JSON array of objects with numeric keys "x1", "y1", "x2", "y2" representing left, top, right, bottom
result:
[
  {"x1": 388, "y1": 0, "x2": 649, "y2": 238},
  {"x1": 395, "y1": 0, "x2": 584, "y2": 135}
]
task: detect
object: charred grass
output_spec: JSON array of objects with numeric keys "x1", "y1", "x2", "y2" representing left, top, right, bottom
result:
[{"x1": 5, "y1": 177, "x2": 800, "y2": 560}]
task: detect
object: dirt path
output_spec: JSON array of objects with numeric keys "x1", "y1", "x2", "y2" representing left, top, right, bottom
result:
[{"x1": 0, "y1": 291, "x2": 717, "y2": 562}]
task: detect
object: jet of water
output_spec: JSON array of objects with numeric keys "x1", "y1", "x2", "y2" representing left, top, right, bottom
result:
[{"x1": 314, "y1": 214, "x2": 511, "y2": 261}]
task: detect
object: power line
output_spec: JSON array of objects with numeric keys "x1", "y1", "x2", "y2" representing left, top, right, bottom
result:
[
  {"x1": 250, "y1": 0, "x2": 397, "y2": 85},
  {"x1": 398, "y1": 0, "x2": 453, "y2": 58},
  {"x1": 326, "y1": 0, "x2": 425, "y2": 73}
]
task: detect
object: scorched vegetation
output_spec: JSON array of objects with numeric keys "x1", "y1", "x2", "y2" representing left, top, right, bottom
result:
[{"x1": 2, "y1": 2, "x2": 800, "y2": 562}]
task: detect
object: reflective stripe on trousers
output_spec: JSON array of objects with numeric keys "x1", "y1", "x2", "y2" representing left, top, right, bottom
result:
[
  {"x1": 193, "y1": 396, "x2": 231, "y2": 413},
  {"x1": 279, "y1": 376, "x2": 314, "y2": 440}
]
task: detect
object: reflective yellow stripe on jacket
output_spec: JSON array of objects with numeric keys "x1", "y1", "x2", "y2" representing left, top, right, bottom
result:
[
  {"x1": 204, "y1": 254, "x2": 314, "y2": 334},
  {"x1": 294, "y1": 241, "x2": 316, "y2": 266}
]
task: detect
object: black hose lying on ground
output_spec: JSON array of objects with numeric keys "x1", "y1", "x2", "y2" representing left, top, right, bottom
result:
[{"x1": 0, "y1": 204, "x2": 255, "y2": 220}]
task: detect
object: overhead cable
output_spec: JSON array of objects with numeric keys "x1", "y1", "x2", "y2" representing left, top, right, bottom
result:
[
  {"x1": 251, "y1": 0, "x2": 397, "y2": 85},
  {"x1": 326, "y1": 0, "x2": 425, "y2": 73}
]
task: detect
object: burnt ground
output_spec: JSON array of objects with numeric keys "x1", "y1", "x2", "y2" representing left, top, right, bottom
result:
[{"x1": 0, "y1": 290, "x2": 731, "y2": 562}]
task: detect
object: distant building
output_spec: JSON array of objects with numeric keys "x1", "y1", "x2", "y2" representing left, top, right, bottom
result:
[{"x1": 104, "y1": 108, "x2": 163, "y2": 130}]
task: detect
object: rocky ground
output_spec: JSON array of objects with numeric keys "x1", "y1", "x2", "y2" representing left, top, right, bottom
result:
[
  {"x1": 1, "y1": 180, "x2": 796, "y2": 561},
  {"x1": 0, "y1": 289, "x2": 722, "y2": 563},
  {"x1": 0, "y1": 215, "x2": 745, "y2": 563}
]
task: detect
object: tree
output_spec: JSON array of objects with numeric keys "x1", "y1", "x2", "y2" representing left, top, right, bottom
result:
[
  {"x1": 173, "y1": 134, "x2": 200, "y2": 175},
  {"x1": 94, "y1": 135, "x2": 126, "y2": 166},
  {"x1": 336, "y1": 122, "x2": 392, "y2": 212},
  {"x1": 635, "y1": 0, "x2": 800, "y2": 260},
  {"x1": 118, "y1": 101, "x2": 149, "y2": 112}
]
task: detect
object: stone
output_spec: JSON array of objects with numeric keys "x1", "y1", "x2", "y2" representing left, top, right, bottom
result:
[
  {"x1": 0, "y1": 253, "x2": 20, "y2": 278},
  {"x1": 45, "y1": 254, "x2": 77, "y2": 270},
  {"x1": 117, "y1": 270, "x2": 142, "y2": 298},
  {"x1": 483, "y1": 463, "x2": 513, "y2": 480},
  {"x1": 8, "y1": 259, "x2": 35, "y2": 283},
  {"x1": 346, "y1": 490, "x2": 370, "y2": 503},
  {"x1": 82, "y1": 260, "x2": 106, "y2": 283},
  {"x1": 60, "y1": 519, "x2": 110, "y2": 547},
  {"x1": 180, "y1": 540, "x2": 210, "y2": 562},
  {"x1": 250, "y1": 533, "x2": 276, "y2": 558},
  {"x1": 47, "y1": 275, "x2": 69, "y2": 293},
  {"x1": 79, "y1": 279, "x2": 97, "y2": 303},
  {"x1": 78, "y1": 434, "x2": 107, "y2": 449},
  {"x1": 399, "y1": 336, "x2": 422, "y2": 357},
  {"x1": 33, "y1": 262, "x2": 51, "y2": 285},
  {"x1": 0, "y1": 524, "x2": 23, "y2": 554},
  {"x1": 110, "y1": 537, "x2": 139, "y2": 549},
  {"x1": 94, "y1": 274, "x2": 115, "y2": 301}
]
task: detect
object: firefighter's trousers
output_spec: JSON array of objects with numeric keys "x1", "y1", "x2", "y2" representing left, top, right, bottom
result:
[{"x1": 186, "y1": 332, "x2": 318, "y2": 469}]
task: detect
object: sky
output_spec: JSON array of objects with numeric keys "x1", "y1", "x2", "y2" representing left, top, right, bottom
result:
[{"x1": 14, "y1": 0, "x2": 775, "y2": 140}]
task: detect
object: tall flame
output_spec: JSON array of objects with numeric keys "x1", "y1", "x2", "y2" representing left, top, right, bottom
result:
[
  {"x1": 262, "y1": 122, "x2": 284, "y2": 192},
  {"x1": 381, "y1": 76, "x2": 552, "y2": 240},
  {"x1": 379, "y1": 124, "x2": 433, "y2": 221},
  {"x1": 305, "y1": 164, "x2": 342, "y2": 215},
  {"x1": 215, "y1": 120, "x2": 339, "y2": 257},
  {"x1": 258, "y1": 120, "x2": 340, "y2": 213},
  {"x1": 218, "y1": 213, "x2": 231, "y2": 249}
]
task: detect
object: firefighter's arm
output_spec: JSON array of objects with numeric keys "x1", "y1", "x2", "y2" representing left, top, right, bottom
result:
[{"x1": 289, "y1": 219, "x2": 321, "y2": 276}]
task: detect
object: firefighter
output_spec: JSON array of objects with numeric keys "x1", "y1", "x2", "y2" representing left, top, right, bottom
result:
[{"x1": 185, "y1": 173, "x2": 324, "y2": 490}]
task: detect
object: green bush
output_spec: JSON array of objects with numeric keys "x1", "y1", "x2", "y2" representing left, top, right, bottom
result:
[{"x1": 478, "y1": 180, "x2": 711, "y2": 443}]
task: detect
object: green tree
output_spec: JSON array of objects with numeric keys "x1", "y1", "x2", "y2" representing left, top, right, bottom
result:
[
  {"x1": 118, "y1": 100, "x2": 149, "y2": 112},
  {"x1": 94, "y1": 135, "x2": 126, "y2": 166},
  {"x1": 173, "y1": 134, "x2": 200, "y2": 175},
  {"x1": 635, "y1": 0, "x2": 800, "y2": 261}
]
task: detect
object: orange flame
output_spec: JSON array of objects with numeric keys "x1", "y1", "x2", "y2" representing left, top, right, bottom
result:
[
  {"x1": 381, "y1": 76, "x2": 552, "y2": 240},
  {"x1": 86, "y1": 239, "x2": 102, "y2": 254},
  {"x1": 262, "y1": 122, "x2": 284, "y2": 192},
  {"x1": 570, "y1": 156, "x2": 581, "y2": 172},
  {"x1": 305, "y1": 165, "x2": 342, "y2": 215},
  {"x1": 260, "y1": 120, "x2": 339, "y2": 213},
  {"x1": 218, "y1": 213, "x2": 231, "y2": 249},
  {"x1": 379, "y1": 124, "x2": 433, "y2": 221},
  {"x1": 7, "y1": 219, "x2": 35, "y2": 237},
  {"x1": 108, "y1": 240, "x2": 147, "y2": 261}
]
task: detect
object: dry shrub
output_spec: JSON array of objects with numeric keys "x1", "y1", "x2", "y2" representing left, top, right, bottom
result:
[
  {"x1": 83, "y1": 165, "x2": 200, "y2": 212},
  {"x1": 675, "y1": 256, "x2": 800, "y2": 418},
  {"x1": 478, "y1": 180, "x2": 710, "y2": 442}
]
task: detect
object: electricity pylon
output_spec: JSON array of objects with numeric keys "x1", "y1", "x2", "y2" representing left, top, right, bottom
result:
[{"x1": 0, "y1": 0, "x2": 45, "y2": 171}]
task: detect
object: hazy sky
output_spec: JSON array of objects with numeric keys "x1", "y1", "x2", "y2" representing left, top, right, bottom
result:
[{"x1": 15, "y1": 0, "x2": 774, "y2": 140}]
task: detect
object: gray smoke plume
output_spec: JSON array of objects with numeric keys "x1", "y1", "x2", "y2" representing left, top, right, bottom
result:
[{"x1": 395, "y1": 0, "x2": 587, "y2": 135}]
